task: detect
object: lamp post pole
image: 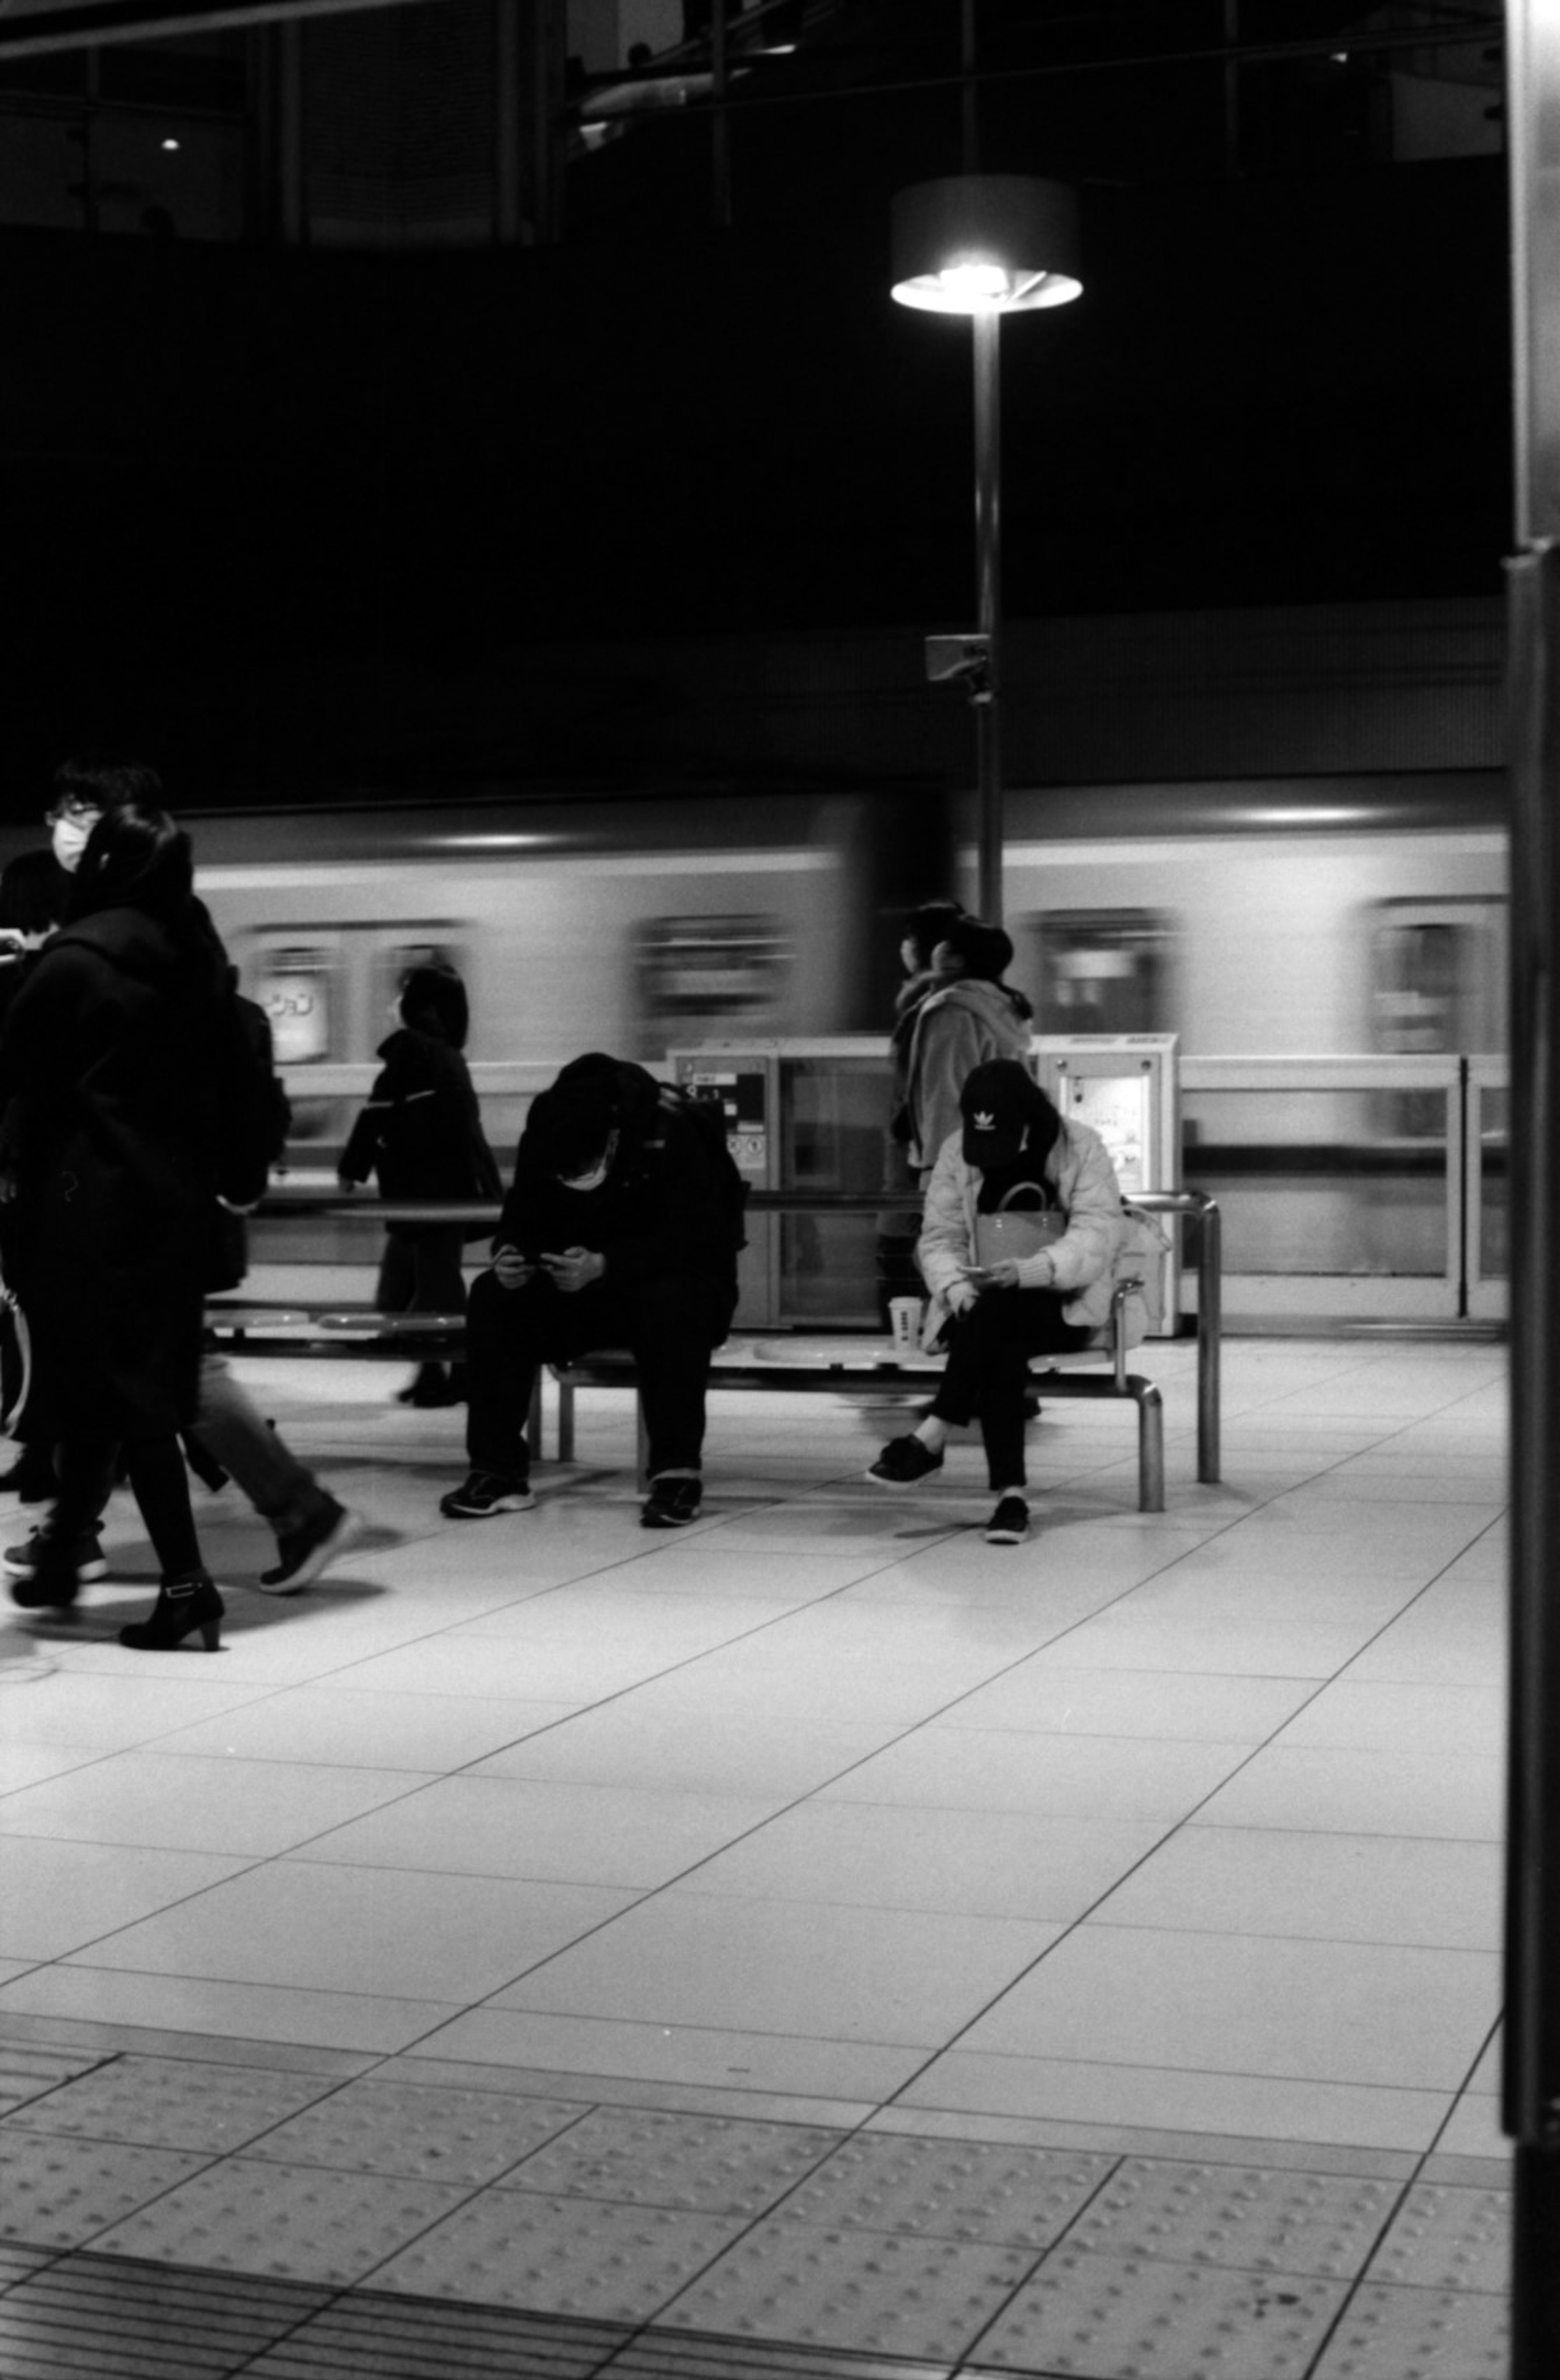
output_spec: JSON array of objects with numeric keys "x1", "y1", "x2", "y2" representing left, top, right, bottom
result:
[
  {"x1": 890, "y1": 174, "x2": 1079, "y2": 935},
  {"x1": 973, "y1": 304, "x2": 1003, "y2": 926}
]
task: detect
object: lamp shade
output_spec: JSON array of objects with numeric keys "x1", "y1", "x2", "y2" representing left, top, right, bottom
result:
[{"x1": 890, "y1": 174, "x2": 1081, "y2": 313}]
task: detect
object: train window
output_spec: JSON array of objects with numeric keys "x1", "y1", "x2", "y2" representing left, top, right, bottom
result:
[
  {"x1": 1372, "y1": 897, "x2": 1507, "y2": 1138},
  {"x1": 636, "y1": 915, "x2": 791, "y2": 1029},
  {"x1": 1020, "y1": 909, "x2": 1170, "y2": 1036},
  {"x1": 254, "y1": 945, "x2": 334, "y2": 1065}
]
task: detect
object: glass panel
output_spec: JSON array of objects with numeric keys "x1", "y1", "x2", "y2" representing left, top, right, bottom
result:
[
  {"x1": 1478, "y1": 1087, "x2": 1508, "y2": 1280},
  {"x1": 1181, "y1": 1087, "x2": 1449, "y2": 1276},
  {"x1": 778, "y1": 1055, "x2": 893, "y2": 1324}
]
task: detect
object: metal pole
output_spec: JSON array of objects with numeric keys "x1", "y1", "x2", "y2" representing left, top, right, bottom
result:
[
  {"x1": 1506, "y1": 545, "x2": 1560, "y2": 2378},
  {"x1": 711, "y1": 0, "x2": 732, "y2": 228},
  {"x1": 973, "y1": 303, "x2": 1003, "y2": 925}
]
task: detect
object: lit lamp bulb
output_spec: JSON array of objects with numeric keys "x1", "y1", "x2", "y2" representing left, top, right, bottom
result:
[{"x1": 890, "y1": 176, "x2": 1082, "y2": 316}]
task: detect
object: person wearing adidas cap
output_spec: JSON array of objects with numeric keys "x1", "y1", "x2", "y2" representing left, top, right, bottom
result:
[{"x1": 867, "y1": 1059, "x2": 1133, "y2": 1544}]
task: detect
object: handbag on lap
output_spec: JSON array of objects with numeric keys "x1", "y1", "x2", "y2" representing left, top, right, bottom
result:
[{"x1": 973, "y1": 1185, "x2": 1068, "y2": 1270}]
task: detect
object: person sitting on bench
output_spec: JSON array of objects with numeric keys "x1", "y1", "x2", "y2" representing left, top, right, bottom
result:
[
  {"x1": 867, "y1": 1059, "x2": 1132, "y2": 1547},
  {"x1": 440, "y1": 1052, "x2": 737, "y2": 1530}
]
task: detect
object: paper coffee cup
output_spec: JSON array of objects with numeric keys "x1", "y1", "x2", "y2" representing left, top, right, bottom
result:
[{"x1": 889, "y1": 1296, "x2": 923, "y2": 1354}]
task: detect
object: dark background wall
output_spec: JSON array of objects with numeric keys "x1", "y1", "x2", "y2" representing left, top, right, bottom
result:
[{"x1": 0, "y1": 20, "x2": 1510, "y2": 815}]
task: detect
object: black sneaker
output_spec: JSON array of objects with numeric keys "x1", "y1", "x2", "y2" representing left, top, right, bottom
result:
[
  {"x1": 641, "y1": 1477, "x2": 702, "y2": 1529},
  {"x1": 439, "y1": 1471, "x2": 535, "y2": 1519},
  {"x1": 867, "y1": 1435, "x2": 945, "y2": 1488},
  {"x1": 4, "y1": 1525, "x2": 108, "y2": 1582},
  {"x1": 984, "y1": 1495, "x2": 1030, "y2": 1546},
  {"x1": 258, "y1": 1497, "x2": 363, "y2": 1594}
]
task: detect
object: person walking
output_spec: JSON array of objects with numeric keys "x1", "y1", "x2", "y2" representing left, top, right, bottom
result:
[
  {"x1": 338, "y1": 962, "x2": 499, "y2": 1408},
  {"x1": 0, "y1": 791, "x2": 273, "y2": 1648}
]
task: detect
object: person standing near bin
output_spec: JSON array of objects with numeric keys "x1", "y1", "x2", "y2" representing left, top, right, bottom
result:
[
  {"x1": 902, "y1": 916, "x2": 1034, "y2": 1186},
  {"x1": 338, "y1": 962, "x2": 500, "y2": 1408}
]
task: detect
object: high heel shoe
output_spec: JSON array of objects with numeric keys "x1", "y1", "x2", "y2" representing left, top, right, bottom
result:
[{"x1": 118, "y1": 1574, "x2": 224, "y2": 1653}]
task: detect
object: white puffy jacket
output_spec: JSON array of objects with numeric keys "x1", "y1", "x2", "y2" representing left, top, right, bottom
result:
[{"x1": 917, "y1": 1116, "x2": 1133, "y2": 1347}]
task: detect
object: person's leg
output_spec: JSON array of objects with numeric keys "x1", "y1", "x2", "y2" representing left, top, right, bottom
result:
[
  {"x1": 195, "y1": 1348, "x2": 323, "y2": 1533},
  {"x1": 9, "y1": 1434, "x2": 116, "y2": 1605},
  {"x1": 194, "y1": 1347, "x2": 360, "y2": 1590},
  {"x1": 625, "y1": 1276, "x2": 715, "y2": 1478},
  {"x1": 444, "y1": 1270, "x2": 548, "y2": 1512},
  {"x1": 117, "y1": 1434, "x2": 224, "y2": 1651}
]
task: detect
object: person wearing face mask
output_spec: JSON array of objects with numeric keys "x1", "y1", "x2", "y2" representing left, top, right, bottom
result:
[
  {"x1": 45, "y1": 755, "x2": 127, "y2": 874},
  {"x1": 441, "y1": 1051, "x2": 737, "y2": 1529}
]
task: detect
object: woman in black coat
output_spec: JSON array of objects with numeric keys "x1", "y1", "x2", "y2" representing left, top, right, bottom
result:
[{"x1": 0, "y1": 798, "x2": 269, "y2": 1649}]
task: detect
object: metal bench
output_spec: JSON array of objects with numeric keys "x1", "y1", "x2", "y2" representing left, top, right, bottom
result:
[{"x1": 547, "y1": 1280, "x2": 1168, "y2": 1512}]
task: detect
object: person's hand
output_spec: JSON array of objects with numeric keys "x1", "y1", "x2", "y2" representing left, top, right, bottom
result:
[
  {"x1": 946, "y1": 1277, "x2": 979, "y2": 1315},
  {"x1": 957, "y1": 1260, "x2": 1020, "y2": 1293},
  {"x1": 492, "y1": 1243, "x2": 535, "y2": 1291},
  {"x1": 542, "y1": 1246, "x2": 604, "y2": 1295},
  {"x1": 335, "y1": 1174, "x2": 356, "y2": 1193}
]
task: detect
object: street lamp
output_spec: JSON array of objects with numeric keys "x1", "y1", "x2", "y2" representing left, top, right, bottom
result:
[{"x1": 891, "y1": 174, "x2": 1081, "y2": 925}]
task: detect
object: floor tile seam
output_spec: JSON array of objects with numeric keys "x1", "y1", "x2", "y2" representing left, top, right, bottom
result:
[
  {"x1": 1408, "y1": 2012, "x2": 1508, "y2": 2187},
  {"x1": 904, "y1": 2031, "x2": 1478, "y2": 2098}
]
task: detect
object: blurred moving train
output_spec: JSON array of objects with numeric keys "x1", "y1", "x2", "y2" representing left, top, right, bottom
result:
[
  {"x1": 0, "y1": 768, "x2": 1507, "y2": 1319},
  {"x1": 165, "y1": 768, "x2": 1506, "y2": 1124}
]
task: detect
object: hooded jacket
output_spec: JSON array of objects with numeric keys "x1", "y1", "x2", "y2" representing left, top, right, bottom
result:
[{"x1": 904, "y1": 977, "x2": 1033, "y2": 1171}]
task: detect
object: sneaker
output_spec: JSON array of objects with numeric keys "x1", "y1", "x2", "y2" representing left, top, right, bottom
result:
[
  {"x1": 984, "y1": 1495, "x2": 1030, "y2": 1546},
  {"x1": 3, "y1": 1525, "x2": 108, "y2": 1582},
  {"x1": 257, "y1": 1497, "x2": 363, "y2": 1594},
  {"x1": 641, "y1": 1477, "x2": 702, "y2": 1529},
  {"x1": 439, "y1": 1471, "x2": 535, "y2": 1519},
  {"x1": 867, "y1": 1434, "x2": 945, "y2": 1488}
]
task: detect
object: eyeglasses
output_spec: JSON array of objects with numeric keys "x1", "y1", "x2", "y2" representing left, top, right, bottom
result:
[{"x1": 46, "y1": 800, "x2": 102, "y2": 827}]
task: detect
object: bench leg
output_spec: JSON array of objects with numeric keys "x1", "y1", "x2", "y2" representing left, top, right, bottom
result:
[
  {"x1": 1133, "y1": 1380, "x2": 1165, "y2": 1513},
  {"x1": 557, "y1": 1378, "x2": 575, "y2": 1464},
  {"x1": 527, "y1": 1374, "x2": 546, "y2": 1462},
  {"x1": 637, "y1": 1395, "x2": 650, "y2": 1491}
]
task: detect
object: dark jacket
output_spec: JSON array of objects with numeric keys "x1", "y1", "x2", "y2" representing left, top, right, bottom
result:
[
  {"x1": 499, "y1": 1054, "x2": 734, "y2": 1326},
  {"x1": 0, "y1": 902, "x2": 264, "y2": 1435},
  {"x1": 340, "y1": 1026, "x2": 500, "y2": 1215}
]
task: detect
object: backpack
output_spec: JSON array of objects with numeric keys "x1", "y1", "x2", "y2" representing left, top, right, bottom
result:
[{"x1": 659, "y1": 1083, "x2": 750, "y2": 1294}]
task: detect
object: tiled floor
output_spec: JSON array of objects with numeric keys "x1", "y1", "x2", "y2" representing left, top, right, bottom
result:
[{"x1": 0, "y1": 1339, "x2": 1512, "y2": 2376}]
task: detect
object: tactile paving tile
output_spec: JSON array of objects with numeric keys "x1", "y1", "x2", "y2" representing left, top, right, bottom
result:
[
  {"x1": 243, "y1": 2290, "x2": 624, "y2": 2378},
  {"x1": 498, "y1": 2107, "x2": 845, "y2": 2215},
  {"x1": 968, "y1": 2245, "x2": 1348, "y2": 2376},
  {"x1": 83, "y1": 2157, "x2": 473, "y2": 2288},
  {"x1": 606, "y1": 2326, "x2": 958, "y2": 2379},
  {"x1": 0, "y1": 2250, "x2": 330, "y2": 2378},
  {"x1": 368, "y1": 2189, "x2": 750, "y2": 2325},
  {"x1": 1362, "y1": 2181, "x2": 1511, "y2": 2294},
  {"x1": 244, "y1": 2077, "x2": 590, "y2": 2186},
  {"x1": 6, "y1": 2055, "x2": 342, "y2": 2153},
  {"x1": 1066, "y1": 2157, "x2": 1399, "y2": 2280},
  {"x1": 0, "y1": 2132, "x2": 211, "y2": 2251},
  {"x1": 0, "y1": 2241, "x2": 54, "y2": 2291},
  {"x1": 780, "y1": 2134, "x2": 1115, "y2": 2248},
  {"x1": 656, "y1": 2219, "x2": 1039, "y2": 2364},
  {"x1": 1308, "y1": 2280, "x2": 1508, "y2": 2378},
  {"x1": 0, "y1": 2046, "x2": 109, "y2": 2119}
]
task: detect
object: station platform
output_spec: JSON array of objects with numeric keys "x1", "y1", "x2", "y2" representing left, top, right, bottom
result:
[{"x1": 0, "y1": 1337, "x2": 1509, "y2": 2379}]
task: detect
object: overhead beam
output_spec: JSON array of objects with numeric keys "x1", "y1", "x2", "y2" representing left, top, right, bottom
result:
[{"x1": 0, "y1": 0, "x2": 436, "y2": 63}]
